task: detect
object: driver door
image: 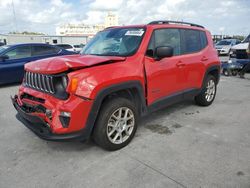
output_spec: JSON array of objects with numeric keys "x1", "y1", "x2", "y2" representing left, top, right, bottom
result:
[{"x1": 144, "y1": 28, "x2": 186, "y2": 105}]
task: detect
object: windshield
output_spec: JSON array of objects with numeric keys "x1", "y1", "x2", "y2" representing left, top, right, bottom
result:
[
  {"x1": 242, "y1": 35, "x2": 250, "y2": 43},
  {"x1": 0, "y1": 45, "x2": 10, "y2": 54},
  {"x1": 81, "y1": 27, "x2": 145, "y2": 56},
  {"x1": 217, "y1": 40, "x2": 232, "y2": 45}
]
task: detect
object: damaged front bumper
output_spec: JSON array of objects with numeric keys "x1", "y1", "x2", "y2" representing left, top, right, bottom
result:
[{"x1": 11, "y1": 95, "x2": 92, "y2": 141}]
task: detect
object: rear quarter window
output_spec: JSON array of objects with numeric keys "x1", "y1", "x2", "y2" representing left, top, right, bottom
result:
[{"x1": 200, "y1": 31, "x2": 208, "y2": 49}]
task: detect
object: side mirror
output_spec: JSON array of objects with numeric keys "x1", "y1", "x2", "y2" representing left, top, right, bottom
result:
[
  {"x1": 155, "y1": 46, "x2": 173, "y2": 60},
  {"x1": 0, "y1": 55, "x2": 9, "y2": 62}
]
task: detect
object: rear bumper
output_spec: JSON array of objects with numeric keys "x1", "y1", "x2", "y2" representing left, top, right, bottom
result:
[{"x1": 12, "y1": 96, "x2": 90, "y2": 141}]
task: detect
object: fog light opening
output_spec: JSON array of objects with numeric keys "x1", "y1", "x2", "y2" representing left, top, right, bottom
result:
[{"x1": 59, "y1": 112, "x2": 71, "y2": 128}]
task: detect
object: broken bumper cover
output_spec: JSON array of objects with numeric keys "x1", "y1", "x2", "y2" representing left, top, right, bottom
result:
[{"x1": 12, "y1": 96, "x2": 89, "y2": 141}]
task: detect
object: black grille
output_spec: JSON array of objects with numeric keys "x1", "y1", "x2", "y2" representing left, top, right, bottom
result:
[{"x1": 24, "y1": 72, "x2": 55, "y2": 94}]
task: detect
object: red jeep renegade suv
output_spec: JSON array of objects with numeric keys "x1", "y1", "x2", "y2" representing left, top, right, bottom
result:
[{"x1": 12, "y1": 21, "x2": 220, "y2": 150}]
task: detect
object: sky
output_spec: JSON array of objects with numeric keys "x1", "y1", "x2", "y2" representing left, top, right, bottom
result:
[{"x1": 0, "y1": 0, "x2": 249, "y2": 36}]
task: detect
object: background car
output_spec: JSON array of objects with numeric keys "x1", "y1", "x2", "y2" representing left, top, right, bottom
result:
[
  {"x1": 73, "y1": 44, "x2": 85, "y2": 53},
  {"x1": 0, "y1": 43, "x2": 76, "y2": 85},
  {"x1": 55, "y1": 44, "x2": 77, "y2": 52},
  {"x1": 215, "y1": 39, "x2": 241, "y2": 55},
  {"x1": 0, "y1": 42, "x2": 5, "y2": 46},
  {"x1": 229, "y1": 34, "x2": 250, "y2": 72},
  {"x1": 221, "y1": 61, "x2": 243, "y2": 76}
]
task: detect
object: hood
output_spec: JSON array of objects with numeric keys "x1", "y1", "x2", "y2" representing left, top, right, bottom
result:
[
  {"x1": 25, "y1": 55, "x2": 126, "y2": 74},
  {"x1": 231, "y1": 42, "x2": 248, "y2": 50}
]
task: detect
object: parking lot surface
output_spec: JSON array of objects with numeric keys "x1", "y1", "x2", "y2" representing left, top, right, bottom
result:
[{"x1": 0, "y1": 75, "x2": 250, "y2": 188}]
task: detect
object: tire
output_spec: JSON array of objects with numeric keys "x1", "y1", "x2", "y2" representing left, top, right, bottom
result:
[
  {"x1": 195, "y1": 75, "x2": 217, "y2": 106},
  {"x1": 232, "y1": 70, "x2": 237, "y2": 76},
  {"x1": 223, "y1": 69, "x2": 230, "y2": 76},
  {"x1": 93, "y1": 97, "x2": 138, "y2": 151}
]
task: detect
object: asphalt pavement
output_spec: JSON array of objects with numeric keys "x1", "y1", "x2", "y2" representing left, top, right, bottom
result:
[{"x1": 0, "y1": 74, "x2": 250, "y2": 188}]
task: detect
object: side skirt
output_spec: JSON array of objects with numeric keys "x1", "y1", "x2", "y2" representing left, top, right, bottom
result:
[{"x1": 145, "y1": 88, "x2": 200, "y2": 115}]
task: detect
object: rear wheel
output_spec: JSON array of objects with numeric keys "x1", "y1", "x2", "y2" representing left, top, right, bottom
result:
[
  {"x1": 93, "y1": 97, "x2": 138, "y2": 151},
  {"x1": 195, "y1": 75, "x2": 217, "y2": 106},
  {"x1": 223, "y1": 69, "x2": 230, "y2": 76}
]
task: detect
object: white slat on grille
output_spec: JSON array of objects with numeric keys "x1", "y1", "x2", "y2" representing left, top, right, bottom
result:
[{"x1": 25, "y1": 72, "x2": 55, "y2": 94}]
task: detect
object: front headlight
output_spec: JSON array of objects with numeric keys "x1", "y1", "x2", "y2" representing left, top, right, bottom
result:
[
  {"x1": 52, "y1": 75, "x2": 69, "y2": 99},
  {"x1": 62, "y1": 76, "x2": 68, "y2": 89}
]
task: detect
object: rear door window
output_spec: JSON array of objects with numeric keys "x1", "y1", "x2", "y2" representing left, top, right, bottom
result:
[
  {"x1": 181, "y1": 29, "x2": 202, "y2": 54},
  {"x1": 32, "y1": 45, "x2": 59, "y2": 56}
]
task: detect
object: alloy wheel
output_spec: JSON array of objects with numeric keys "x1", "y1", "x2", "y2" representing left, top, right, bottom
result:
[
  {"x1": 205, "y1": 79, "x2": 216, "y2": 102},
  {"x1": 106, "y1": 107, "x2": 135, "y2": 144}
]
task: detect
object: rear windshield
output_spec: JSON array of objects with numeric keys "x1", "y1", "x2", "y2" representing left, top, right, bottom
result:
[{"x1": 242, "y1": 35, "x2": 250, "y2": 43}]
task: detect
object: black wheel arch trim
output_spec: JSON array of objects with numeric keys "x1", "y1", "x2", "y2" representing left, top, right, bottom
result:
[
  {"x1": 202, "y1": 65, "x2": 221, "y2": 86},
  {"x1": 83, "y1": 80, "x2": 147, "y2": 139}
]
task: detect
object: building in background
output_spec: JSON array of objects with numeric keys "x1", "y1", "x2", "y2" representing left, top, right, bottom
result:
[
  {"x1": 56, "y1": 12, "x2": 119, "y2": 37},
  {"x1": 56, "y1": 24, "x2": 105, "y2": 37},
  {"x1": 0, "y1": 34, "x2": 88, "y2": 46},
  {"x1": 0, "y1": 12, "x2": 118, "y2": 46},
  {"x1": 105, "y1": 12, "x2": 119, "y2": 28}
]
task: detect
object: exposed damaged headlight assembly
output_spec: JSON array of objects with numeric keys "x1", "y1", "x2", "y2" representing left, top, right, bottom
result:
[{"x1": 53, "y1": 75, "x2": 69, "y2": 100}]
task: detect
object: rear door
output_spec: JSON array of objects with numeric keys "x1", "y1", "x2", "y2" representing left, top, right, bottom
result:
[
  {"x1": 144, "y1": 28, "x2": 185, "y2": 105},
  {"x1": 179, "y1": 29, "x2": 208, "y2": 90},
  {"x1": 0, "y1": 45, "x2": 32, "y2": 84}
]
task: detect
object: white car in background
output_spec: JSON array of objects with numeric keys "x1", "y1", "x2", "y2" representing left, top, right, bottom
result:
[
  {"x1": 55, "y1": 44, "x2": 85, "y2": 53},
  {"x1": 73, "y1": 44, "x2": 85, "y2": 53},
  {"x1": 215, "y1": 39, "x2": 241, "y2": 55},
  {"x1": 55, "y1": 44, "x2": 76, "y2": 52},
  {"x1": 230, "y1": 34, "x2": 250, "y2": 60}
]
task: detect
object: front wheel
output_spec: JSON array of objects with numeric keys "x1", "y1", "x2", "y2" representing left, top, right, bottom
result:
[
  {"x1": 93, "y1": 97, "x2": 138, "y2": 151},
  {"x1": 195, "y1": 75, "x2": 217, "y2": 106}
]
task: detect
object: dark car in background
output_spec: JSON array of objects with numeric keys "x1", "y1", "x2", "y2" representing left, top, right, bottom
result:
[
  {"x1": 0, "y1": 43, "x2": 76, "y2": 85},
  {"x1": 0, "y1": 42, "x2": 5, "y2": 46}
]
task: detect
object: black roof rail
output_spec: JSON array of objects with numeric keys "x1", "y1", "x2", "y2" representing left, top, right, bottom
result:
[{"x1": 148, "y1": 20, "x2": 204, "y2": 28}]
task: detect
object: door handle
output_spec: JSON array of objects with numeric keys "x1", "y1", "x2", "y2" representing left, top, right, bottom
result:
[
  {"x1": 201, "y1": 56, "x2": 208, "y2": 61},
  {"x1": 176, "y1": 61, "x2": 186, "y2": 67}
]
